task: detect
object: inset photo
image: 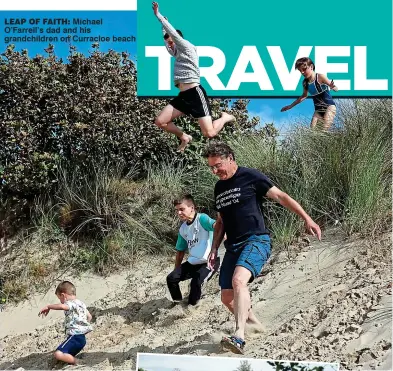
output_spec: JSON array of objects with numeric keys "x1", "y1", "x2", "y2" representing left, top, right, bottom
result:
[{"x1": 136, "y1": 353, "x2": 340, "y2": 371}]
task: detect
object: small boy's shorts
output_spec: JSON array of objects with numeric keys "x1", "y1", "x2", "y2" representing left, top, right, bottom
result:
[{"x1": 56, "y1": 334, "x2": 86, "y2": 356}]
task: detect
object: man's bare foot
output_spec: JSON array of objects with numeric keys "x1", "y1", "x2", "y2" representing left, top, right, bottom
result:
[
  {"x1": 221, "y1": 112, "x2": 236, "y2": 124},
  {"x1": 178, "y1": 134, "x2": 192, "y2": 152}
]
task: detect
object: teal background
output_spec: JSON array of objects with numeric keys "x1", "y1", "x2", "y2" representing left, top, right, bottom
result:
[{"x1": 137, "y1": 0, "x2": 392, "y2": 97}]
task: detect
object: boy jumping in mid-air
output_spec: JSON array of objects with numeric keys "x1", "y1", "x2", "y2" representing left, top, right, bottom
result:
[
  {"x1": 281, "y1": 57, "x2": 338, "y2": 130},
  {"x1": 152, "y1": 2, "x2": 235, "y2": 151},
  {"x1": 167, "y1": 194, "x2": 220, "y2": 306},
  {"x1": 38, "y1": 281, "x2": 93, "y2": 365}
]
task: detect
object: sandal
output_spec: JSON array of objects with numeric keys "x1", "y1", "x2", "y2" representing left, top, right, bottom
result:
[{"x1": 220, "y1": 335, "x2": 245, "y2": 354}]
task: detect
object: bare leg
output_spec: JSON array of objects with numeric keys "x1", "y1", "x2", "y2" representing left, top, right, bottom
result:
[
  {"x1": 221, "y1": 289, "x2": 263, "y2": 328},
  {"x1": 231, "y1": 266, "x2": 253, "y2": 340},
  {"x1": 155, "y1": 104, "x2": 192, "y2": 151},
  {"x1": 198, "y1": 112, "x2": 235, "y2": 138},
  {"x1": 54, "y1": 350, "x2": 76, "y2": 365},
  {"x1": 310, "y1": 112, "x2": 323, "y2": 129},
  {"x1": 322, "y1": 105, "x2": 337, "y2": 131}
]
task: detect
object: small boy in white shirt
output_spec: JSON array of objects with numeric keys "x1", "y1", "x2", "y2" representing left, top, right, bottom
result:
[{"x1": 38, "y1": 281, "x2": 92, "y2": 365}]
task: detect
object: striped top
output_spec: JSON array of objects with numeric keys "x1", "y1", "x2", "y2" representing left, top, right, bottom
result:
[{"x1": 303, "y1": 73, "x2": 335, "y2": 113}]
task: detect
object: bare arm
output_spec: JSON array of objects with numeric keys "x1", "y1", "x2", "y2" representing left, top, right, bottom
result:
[
  {"x1": 266, "y1": 186, "x2": 321, "y2": 240},
  {"x1": 281, "y1": 87, "x2": 308, "y2": 112},
  {"x1": 86, "y1": 310, "x2": 92, "y2": 322},
  {"x1": 48, "y1": 303, "x2": 69, "y2": 310},
  {"x1": 318, "y1": 73, "x2": 338, "y2": 92},
  {"x1": 211, "y1": 213, "x2": 225, "y2": 251},
  {"x1": 207, "y1": 213, "x2": 224, "y2": 269},
  {"x1": 38, "y1": 303, "x2": 69, "y2": 317},
  {"x1": 213, "y1": 222, "x2": 227, "y2": 240},
  {"x1": 174, "y1": 250, "x2": 185, "y2": 269}
]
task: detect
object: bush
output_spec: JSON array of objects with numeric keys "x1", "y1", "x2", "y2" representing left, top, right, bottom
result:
[
  {"x1": 0, "y1": 99, "x2": 390, "y2": 298},
  {"x1": 0, "y1": 43, "x2": 259, "y2": 233}
]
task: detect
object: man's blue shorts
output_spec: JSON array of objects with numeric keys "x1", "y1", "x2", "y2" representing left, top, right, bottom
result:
[
  {"x1": 219, "y1": 234, "x2": 271, "y2": 290},
  {"x1": 56, "y1": 334, "x2": 86, "y2": 356}
]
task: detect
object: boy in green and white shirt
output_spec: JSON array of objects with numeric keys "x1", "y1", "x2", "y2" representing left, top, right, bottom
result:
[{"x1": 167, "y1": 194, "x2": 220, "y2": 306}]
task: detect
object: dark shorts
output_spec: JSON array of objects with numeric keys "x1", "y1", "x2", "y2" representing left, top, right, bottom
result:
[
  {"x1": 56, "y1": 334, "x2": 86, "y2": 356},
  {"x1": 167, "y1": 258, "x2": 220, "y2": 305},
  {"x1": 170, "y1": 85, "x2": 212, "y2": 118},
  {"x1": 219, "y1": 234, "x2": 271, "y2": 290}
]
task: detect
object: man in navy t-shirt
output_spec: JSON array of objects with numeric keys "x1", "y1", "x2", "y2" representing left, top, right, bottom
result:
[{"x1": 204, "y1": 142, "x2": 321, "y2": 355}]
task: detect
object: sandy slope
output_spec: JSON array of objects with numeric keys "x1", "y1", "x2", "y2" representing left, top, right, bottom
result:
[{"x1": 0, "y1": 228, "x2": 391, "y2": 371}]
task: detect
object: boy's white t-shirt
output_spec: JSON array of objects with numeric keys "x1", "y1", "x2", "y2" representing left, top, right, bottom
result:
[
  {"x1": 64, "y1": 299, "x2": 93, "y2": 336},
  {"x1": 176, "y1": 213, "x2": 215, "y2": 265}
]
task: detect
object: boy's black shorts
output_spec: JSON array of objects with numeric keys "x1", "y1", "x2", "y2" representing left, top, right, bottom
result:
[{"x1": 170, "y1": 84, "x2": 212, "y2": 119}]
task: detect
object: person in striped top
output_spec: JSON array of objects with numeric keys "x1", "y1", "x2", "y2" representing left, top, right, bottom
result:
[{"x1": 281, "y1": 57, "x2": 338, "y2": 130}]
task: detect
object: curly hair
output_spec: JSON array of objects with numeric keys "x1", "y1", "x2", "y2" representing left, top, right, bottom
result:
[{"x1": 202, "y1": 141, "x2": 236, "y2": 161}]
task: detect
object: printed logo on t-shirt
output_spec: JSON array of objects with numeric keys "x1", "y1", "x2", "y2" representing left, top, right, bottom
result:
[
  {"x1": 188, "y1": 237, "x2": 199, "y2": 246},
  {"x1": 216, "y1": 188, "x2": 241, "y2": 210}
]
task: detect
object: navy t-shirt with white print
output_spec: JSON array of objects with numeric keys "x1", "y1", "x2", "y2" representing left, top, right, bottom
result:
[{"x1": 214, "y1": 166, "x2": 274, "y2": 244}]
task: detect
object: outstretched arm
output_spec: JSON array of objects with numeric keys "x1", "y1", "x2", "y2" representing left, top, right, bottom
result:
[
  {"x1": 160, "y1": 17, "x2": 175, "y2": 56},
  {"x1": 38, "y1": 303, "x2": 70, "y2": 317},
  {"x1": 266, "y1": 186, "x2": 322, "y2": 240},
  {"x1": 152, "y1": 2, "x2": 187, "y2": 48},
  {"x1": 281, "y1": 87, "x2": 308, "y2": 112}
]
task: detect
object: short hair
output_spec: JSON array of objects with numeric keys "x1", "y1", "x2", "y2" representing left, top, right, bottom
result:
[
  {"x1": 55, "y1": 281, "x2": 76, "y2": 295},
  {"x1": 295, "y1": 57, "x2": 315, "y2": 71},
  {"x1": 202, "y1": 141, "x2": 236, "y2": 161},
  {"x1": 164, "y1": 30, "x2": 183, "y2": 39},
  {"x1": 173, "y1": 194, "x2": 195, "y2": 207}
]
